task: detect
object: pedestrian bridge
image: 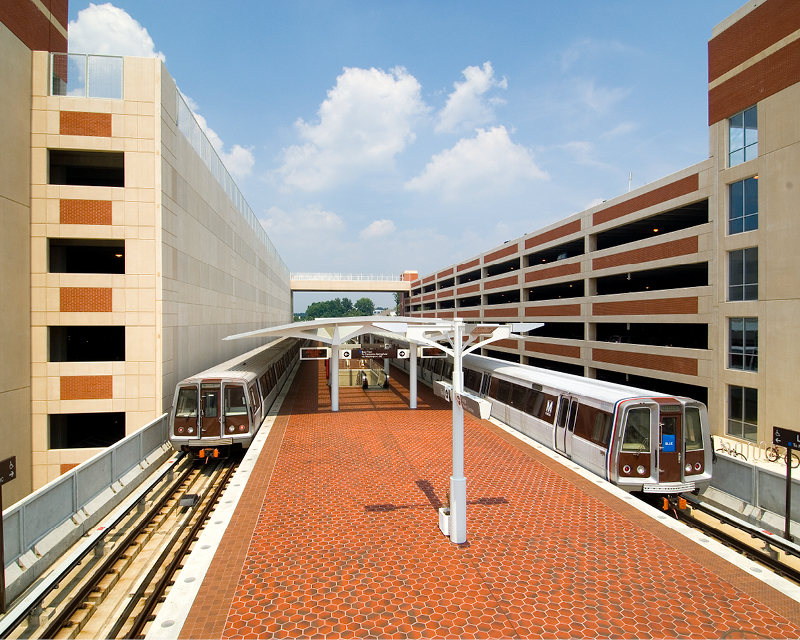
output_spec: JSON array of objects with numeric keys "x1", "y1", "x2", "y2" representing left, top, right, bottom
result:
[{"x1": 290, "y1": 271, "x2": 416, "y2": 293}]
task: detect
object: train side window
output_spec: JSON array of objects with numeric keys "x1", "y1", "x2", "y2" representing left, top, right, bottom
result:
[
  {"x1": 249, "y1": 384, "x2": 261, "y2": 412},
  {"x1": 488, "y1": 377, "x2": 500, "y2": 399},
  {"x1": 685, "y1": 407, "x2": 703, "y2": 451},
  {"x1": 556, "y1": 399, "x2": 570, "y2": 427},
  {"x1": 443, "y1": 362, "x2": 453, "y2": 379},
  {"x1": 509, "y1": 384, "x2": 527, "y2": 409},
  {"x1": 622, "y1": 408, "x2": 650, "y2": 451},
  {"x1": 434, "y1": 359, "x2": 444, "y2": 375},
  {"x1": 464, "y1": 368, "x2": 478, "y2": 391},
  {"x1": 524, "y1": 390, "x2": 544, "y2": 416},
  {"x1": 224, "y1": 386, "x2": 248, "y2": 416},
  {"x1": 496, "y1": 380, "x2": 511, "y2": 404},
  {"x1": 572, "y1": 404, "x2": 594, "y2": 441},
  {"x1": 592, "y1": 411, "x2": 613, "y2": 446},
  {"x1": 176, "y1": 387, "x2": 198, "y2": 417},
  {"x1": 259, "y1": 373, "x2": 269, "y2": 397}
]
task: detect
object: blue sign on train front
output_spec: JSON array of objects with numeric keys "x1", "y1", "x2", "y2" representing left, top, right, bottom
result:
[{"x1": 662, "y1": 435, "x2": 676, "y2": 452}]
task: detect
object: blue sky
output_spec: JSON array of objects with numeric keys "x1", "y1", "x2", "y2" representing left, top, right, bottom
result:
[{"x1": 67, "y1": 1, "x2": 746, "y2": 311}]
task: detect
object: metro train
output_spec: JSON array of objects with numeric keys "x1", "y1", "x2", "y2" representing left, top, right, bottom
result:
[
  {"x1": 169, "y1": 338, "x2": 301, "y2": 458},
  {"x1": 396, "y1": 350, "x2": 712, "y2": 495}
]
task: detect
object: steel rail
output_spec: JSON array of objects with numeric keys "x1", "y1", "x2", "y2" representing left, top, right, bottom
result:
[
  {"x1": 124, "y1": 458, "x2": 239, "y2": 639},
  {"x1": 37, "y1": 462, "x2": 194, "y2": 639},
  {"x1": 0, "y1": 453, "x2": 185, "y2": 639},
  {"x1": 679, "y1": 499, "x2": 800, "y2": 585}
]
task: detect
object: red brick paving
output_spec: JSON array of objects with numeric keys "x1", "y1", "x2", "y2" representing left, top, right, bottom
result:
[{"x1": 183, "y1": 361, "x2": 800, "y2": 638}]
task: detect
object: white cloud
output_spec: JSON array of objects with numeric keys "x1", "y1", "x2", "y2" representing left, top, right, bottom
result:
[
  {"x1": 181, "y1": 93, "x2": 256, "y2": 179},
  {"x1": 405, "y1": 126, "x2": 548, "y2": 201},
  {"x1": 558, "y1": 38, "x2": 634, "y2": 72},
  {"x1": 572, "y1": 78, "x2": 630, "y2": 113},
  {"x1": 435, "y1": 62, "x2": 507, "y2": 134},
  {"x1": 559, "y1": 141, "x2": 614, "y2": 170},
  {"x1": 261, "y1": 205, "x2": 345, "y2": 238},
  {"x1": 276, "y1": 66, "x2": 429, "y2": 191},
  {"x1": 359, "y1": 219, "x2": 396, "y2": 240},
  {"x1": 68, "y1": 3, "x2": 165, "y2": 60},
  {"x1": 601, "y1": 121, "x2": 639, "y2": 138}
]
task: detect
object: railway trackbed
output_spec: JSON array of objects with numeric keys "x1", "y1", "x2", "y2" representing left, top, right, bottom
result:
[
  {"x1": 1, "y1": 453, "x2": 239, "y2": 640},
  {"x1": 678, "y1": 496, "x2": 800, "y2": 585}
]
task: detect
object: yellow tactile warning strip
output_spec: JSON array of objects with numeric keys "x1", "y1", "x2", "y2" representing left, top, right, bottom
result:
[{"x1": 178, "y1": 361, "x2": 800, "y2": 638}]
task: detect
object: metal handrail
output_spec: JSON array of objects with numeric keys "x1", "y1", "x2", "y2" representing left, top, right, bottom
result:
[{"x1": 291, "y1": 273, "x2": 406, "y2": 282}]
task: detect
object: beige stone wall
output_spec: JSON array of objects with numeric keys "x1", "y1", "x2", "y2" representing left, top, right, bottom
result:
[
  {"x1": 158, "y1": 63, "x2": 292, "y2": 410},
  {"x1": 712, "y1": 81, "x2": 800, "y2": 445},
  {"x1": 0, "y1": 23, "x2": 33, "y2": 506},
  {"x1": 27, "y1": 54, "x2": 291, "y2": 488},
  {"x1": 29, "y1": 53, "x2": 161, "y2": 487}
]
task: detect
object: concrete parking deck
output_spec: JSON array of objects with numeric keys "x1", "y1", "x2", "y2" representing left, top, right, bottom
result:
[{"x1": 170, "y1": 361, "x2": 800, "y2": 639}]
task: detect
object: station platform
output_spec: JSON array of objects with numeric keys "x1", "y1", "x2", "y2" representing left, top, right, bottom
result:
[{"x1": 149, "y1": 361, "x2": 800, "y2": 639}]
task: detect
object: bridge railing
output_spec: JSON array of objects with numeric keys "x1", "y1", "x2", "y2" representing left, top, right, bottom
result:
[{"x1": 291, "y1": 273, "x2": 406, "y2": 282}]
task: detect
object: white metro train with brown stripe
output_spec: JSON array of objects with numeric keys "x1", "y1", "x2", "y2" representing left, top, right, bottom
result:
[
  {"x1": 169, "y1": 338, "x2": 302, "y2": 458},
  {"x1": 397, "y1": 352, "x2": 712, "y2": 495}
]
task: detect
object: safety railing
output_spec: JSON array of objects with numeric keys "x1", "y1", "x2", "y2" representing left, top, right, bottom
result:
[
  {"x1": 51, "y1": 53, "x2": 123, "y2": 99},
  {"x1": 291, "y1": 273, "x2": 406, "y2": 282},
  {"x1": 3, "y1": 414, "x2": 169, "y2": 571},
  {"x1": 176, "y1": 92, "x2": 289, "y2": 277}
]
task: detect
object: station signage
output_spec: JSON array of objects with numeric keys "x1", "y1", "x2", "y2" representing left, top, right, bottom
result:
[
  {"x1": 418, "y1": 346, "x2": 447, "y2": 358},
  {"x1": 0, "y1": 456, "x2": 16, "y2": 485},
  {"x1": 433, "y1": 382, "x2": 491, "y2": 420},
  {"x1": 300, "y1": 347, "x2": 331, "y2": 360},
  {"x1": 773, "y1": 426, "x2": 800, "y2": 448},
  {"x1": 340, "y1": 348, "x2": 409, "y2": 359}
]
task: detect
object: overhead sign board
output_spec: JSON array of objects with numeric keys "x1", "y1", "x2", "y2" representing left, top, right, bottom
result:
[
  {"x1": 773, "y1": 426, "x2": 800, "y2": 448},
  {"x1": 0, "y1": 457, "x2": 16, "y2": 485},
  {"x1": 301, "y1": 347, "x2": 331, "y2": 360},
  {"x1": 340, "y1": 348, "x2": 409, "y2": 359},
  {"x1": 418, "y1": 346, "x2": 447, "y2": 358}
]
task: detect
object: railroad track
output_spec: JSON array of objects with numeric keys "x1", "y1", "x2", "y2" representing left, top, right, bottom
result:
[
  {"x1": 2, "y1": 453, "x2": 240, "y2": 640},
  {"x1": 678, "y1": 496, "x2": 800, "y2": 585}
]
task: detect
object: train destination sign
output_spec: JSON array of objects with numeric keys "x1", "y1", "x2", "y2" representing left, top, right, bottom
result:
[
  {"x1": 0, "y1": 456, "x2": 16, "y2": 485},
  {"x1": 340, "y1": 348, "x2": 409, "y2": 360},
  {"x1": 300, "y1": 347, "x2": 331, "y2": 360},
  {"x1": 418, "y1": 346, "x2": 447, "y2": 358}
]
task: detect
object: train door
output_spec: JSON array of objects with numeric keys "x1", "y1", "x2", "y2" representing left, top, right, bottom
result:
[
  {"x1": 555, "y1": 396, "x2": 578, "y2": 456},
  {"x1": 200, "y1": 383, "x2": 222, "y2": 438},
  {"x1": 173, "y1": 384, "x2": 199, "y2": 437},
  {"x1": 658, "y1": 408, "x2": 683, "y2": 483}
]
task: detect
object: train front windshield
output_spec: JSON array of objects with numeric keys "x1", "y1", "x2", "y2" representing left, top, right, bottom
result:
[{"x1": 176, "y1": 387, "x2": 198, "y2": 417}]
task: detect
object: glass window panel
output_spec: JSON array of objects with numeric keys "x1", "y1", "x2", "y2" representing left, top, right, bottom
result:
[
  {"x1": 744, "y1": 284, "x2": 758, "y2": 300},
  {"x1": 729, "y1": 217, "x2": 744, "y2": 235},
  {"x1": 87, "y1": 55, "x2": 123, "y2": 99},
  {"x1": 730, "y1": 180, "x2": 744, "y2": 221},
  {"x1": 745, "y1": 247, "x2": 758, "y2": 286},
  {"x1": 729, "y1": 251, "x2": 744, "y2": 286},
  {"x1": 744, "y1": 214, "x2": 758, "y2": 232},
  {"x1": 744, "y1": 106, "x2": 758, "y2": 134},
  {"x1": 744, "y1": 387, "x2": 758, "y2": 423},
  {"x1": 176, "y1": 388, "x2": 198, "y2": 418},
  {"x1": 730, "y1": 149, "x2": 744, "y2": 167},
  {"x1": 224, "y1": 386, "x2": 248, "y2": 415},
  {"x1": 744, "y1": 177, "x2": 758, "y2": 216},
  {"x1": 744, "y1": 143, "x2": 758, "y2": 162},
  {"x1": 729, "y1": 386, "x2": 743, "y2": 421}
]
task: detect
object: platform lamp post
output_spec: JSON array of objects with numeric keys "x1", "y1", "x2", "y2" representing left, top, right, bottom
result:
[{"x1": 407, "y1": 320, "x2": 541, "y2": 544}]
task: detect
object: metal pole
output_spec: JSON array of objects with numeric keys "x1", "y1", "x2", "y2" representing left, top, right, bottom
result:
[
  {"x1": 450, "y1": 319, "x2": 467, "y2": 544},
  {"x1": 331, "y1": 350, "x2": 339, "y2": 412},
  {"x1": 786, "y1": 442, "x2": 794, "y2": 542},
  {"x1": 409, "y1": 340, "x2": 417, "y2": 409},
  {"x1": 1, "y1": 483, "x2": 5, "y2": 614}
]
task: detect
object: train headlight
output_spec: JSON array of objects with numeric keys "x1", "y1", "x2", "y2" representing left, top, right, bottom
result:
[
  {"x1": 685, "y1": 463, "x2": 693, "y2": 473},
  {"x1": 636, "y1": 465, "x2": 646, "y2": 475},
  {"x1": 229, "y1": 425, "x2": 235, "y2": 432},
  {"x1": 187, "y1": 427, "x2": 193, "y2": 434},
  {"x1": 694, "y1": 462, "x2": 702, "y2": 471},
  {"x1": 622, "y1": 465, "x2": 631, "y2": 475}
]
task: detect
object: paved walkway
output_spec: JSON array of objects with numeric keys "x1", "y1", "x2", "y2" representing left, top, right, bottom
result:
[{"x1": 179, "y1": 361, "x2": 800, "y2": 638}]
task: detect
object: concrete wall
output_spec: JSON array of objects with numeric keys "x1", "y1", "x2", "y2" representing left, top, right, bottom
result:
[
  {"x1": 0, "y1": 22, "x2": 33, "y2": 506},
  {"x1": 158, "y1": 62, "x2": 292, "y2": 410}
]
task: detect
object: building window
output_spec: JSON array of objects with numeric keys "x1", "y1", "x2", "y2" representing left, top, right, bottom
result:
[
  {"x1": 729, "y1": 177, "x2": 758, "y2": 234},
  {"x1": 729, "y1": 106, "x2": 757, "y2": 167},
  {"x1": 729, "y1": 317, "x2": 758, "y2": 371},
  {"x1": 728, "y1": 385, "x2": 757, "y2": 442},
  {"x1": 729, "y1": 248, "x2": 757, "y2": 301}
]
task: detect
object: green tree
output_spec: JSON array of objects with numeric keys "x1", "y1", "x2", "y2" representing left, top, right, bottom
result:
[{"x1": 354, "y1": 297, "x2": 375, "y2": 315}]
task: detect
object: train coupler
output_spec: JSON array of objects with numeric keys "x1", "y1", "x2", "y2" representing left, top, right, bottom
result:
[{"x1": 660, "y1": 496, "x2": 688, "y2": 511}]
